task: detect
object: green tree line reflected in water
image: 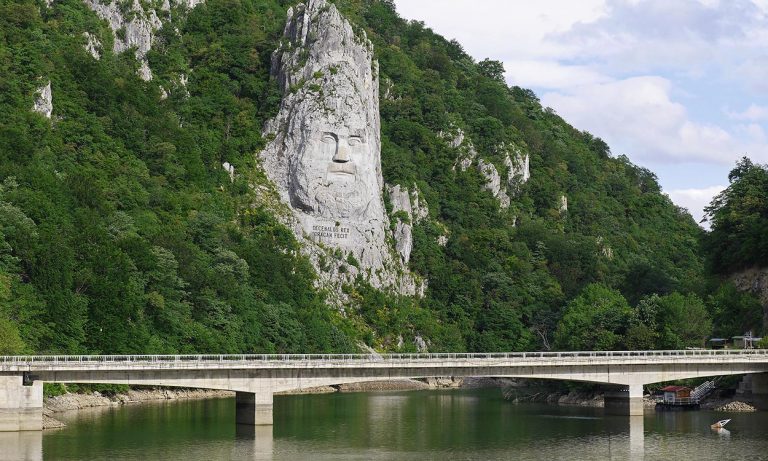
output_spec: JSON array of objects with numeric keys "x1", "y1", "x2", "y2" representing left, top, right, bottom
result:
[{"x1": 4, "y1": 390, "x2": 763, "y2": 460}]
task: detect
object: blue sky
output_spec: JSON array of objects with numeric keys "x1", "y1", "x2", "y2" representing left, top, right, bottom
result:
[{"x1": 393, "y1": 0, "x2": 768, "y2": 226}]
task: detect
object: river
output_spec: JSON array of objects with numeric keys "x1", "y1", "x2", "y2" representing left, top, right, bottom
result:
[{"x1": 2, "y1": 389, "x2": 768, "y2": 460}]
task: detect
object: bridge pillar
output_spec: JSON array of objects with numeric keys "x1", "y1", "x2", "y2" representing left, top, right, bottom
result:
[
  {"x1": 604, "y1": 384, "x2": 644, "y2": 416},
  {"x1": 0, "y1": 375, "x2": 43, "y2": 431},
  {"x1": 749, "y1": 373, "x2": 768, "y2": 410},
  {"x1": 235, "y1": 392, "x2": 273, "y2": 426}
]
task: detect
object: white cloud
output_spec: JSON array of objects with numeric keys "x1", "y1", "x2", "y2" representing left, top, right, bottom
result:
[
  {"x1": 393, "y1": 0, "x2": 607, "y2": 60},
  {"x1": 734, "y1": 56, "x2": 768, "y2": 92},
  {"x1": 503, "y1": 60, "x2": 611, "y2": 89},
  {"x1": 667, "y1": 185, "x2": 726, "y2": 226},
  {"x1": 393, "y1": 0, "x2": 768, "y2": 189},
  {"x1": 727, "y1": 104, "x2": 768, "y2": 121},
  {"x1": 542, "y1": 77, "x2": 767, "y2": 164}
]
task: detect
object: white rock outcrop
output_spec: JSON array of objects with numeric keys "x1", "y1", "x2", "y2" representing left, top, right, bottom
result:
[
  {"x1": 83, "y1": 0, "x2": 204, "y2": 81},
  {"x1": 260, "y1": 0, "x2": 418, "y2": 295},
  {"x1": 505, "y1": 150, "x2": 530, "y2": 192},
  {"x1": 478, "y1": 159, "x2": 510, "y2": 209},
  {"x1": 83, "y1": 32, "x2": 102, "y2": 60},
  {"x1": 32, "y1": 81, "x2": 52, "y2": 118},
  {"x1": 83, "y1": 0, "x2": 162, "y2": 80},
  {"x1": 387, "y1": 184, "x2": 429, "y2": 264},
  {"x1": 222, "y1": 162, "x2": 235, "y2": 182},
  {"x1": 559, "y1": 195, "x2": 568, "y2": 214}
]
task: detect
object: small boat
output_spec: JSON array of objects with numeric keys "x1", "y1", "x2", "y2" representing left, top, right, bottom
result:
[{"x1": 711, "y1": 419, "x2": 731, "y2": 429}]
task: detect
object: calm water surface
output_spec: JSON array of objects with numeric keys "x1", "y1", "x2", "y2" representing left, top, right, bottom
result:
[{"x1": 3, "y1": 389, "x2": 768, "y2": 460}]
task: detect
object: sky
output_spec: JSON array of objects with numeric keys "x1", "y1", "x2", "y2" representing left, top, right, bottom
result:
[{"x1": 392, "y1": 0, "x2": 768, "y2": 226}]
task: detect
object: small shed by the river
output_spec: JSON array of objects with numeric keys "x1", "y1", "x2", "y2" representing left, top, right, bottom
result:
[{"x1": 661, "y1": 386, "x2": 691, "y2": 403}]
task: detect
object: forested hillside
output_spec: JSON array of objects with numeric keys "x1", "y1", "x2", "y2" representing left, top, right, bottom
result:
[{"x1": 0, "y1": 0, "x2": 762, "y2": 355}]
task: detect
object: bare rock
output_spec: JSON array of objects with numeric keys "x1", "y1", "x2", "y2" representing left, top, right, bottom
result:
[
  {"x1": 422, "y1": 377, "x2": 463, "y2": 389},
  {"x1": 32, "y1": 81, "x2": 52, "y2": 118},
  {"x1": 275, "y1": 386, "x2": 337, "y2": 395},
  {"x1": 83, "y1": 32, "x2": 102, "y2": 60},
  {"x1": 504, "y1": 149, "x2": 530, "y2": 193},
  {"x1": 716, "y1": 401, "x2": 757, "y2": 412},
  {"x1": 337, "y1": 380, "x2": 429, "y2": 392},
  {"x1": 478, "y1": 159, "x2": 510, "y2": 209},
  {"x1": 260, "y1": 0, "x2": 418, "y2": 295},
  {"x1": 83, "y1": 0, "x2": 204, "y2": 81},
  {"x1": 83, "y1": 0, "x2": 162, "y2": 80},
  {"x1": 43, "y1": 414, "x2": 66, "y2": 429},
  {"x1": 386, "y1": 184, "x2": 429, "y2": 264}
]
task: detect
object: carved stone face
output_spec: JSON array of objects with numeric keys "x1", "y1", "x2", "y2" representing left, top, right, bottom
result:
[{"x1": 289, "y1": 121, "x2": 377, "y2": 220}]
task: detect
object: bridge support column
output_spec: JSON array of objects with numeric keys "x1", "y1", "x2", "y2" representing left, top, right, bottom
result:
[
  {"x1": 0, "y1": 375, "x2": 43, "y2": 431},
  {"x1": 604, "y1": 384, "x2": 644, "y2": 416},
  {"x1": 749, "y1": 373, "x2": 768, "y2": 410},
  {"x1": 235, "y1": 392, "x2": 273, "y2": 426}
]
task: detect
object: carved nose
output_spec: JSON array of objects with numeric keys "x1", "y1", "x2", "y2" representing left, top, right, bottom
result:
[{"x1": 333, "y1": 146, "x2": 349, "y2": 163}]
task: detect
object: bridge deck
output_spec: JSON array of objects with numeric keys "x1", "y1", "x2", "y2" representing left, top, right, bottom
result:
[{"x1": 2, "y1": 349, "x2": 768, "y2": 372}]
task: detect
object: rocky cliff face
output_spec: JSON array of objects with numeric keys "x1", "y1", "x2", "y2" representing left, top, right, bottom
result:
[
  {"x1": 82, "y1": 0, "x2": 203, "y2": 81},
  {"x1": 83, "y1": 0, "x2": 162, "y2": 80},
  {"x1": 32, "y1": 81, "x2": 52, "y2": 118},
  {"x1": 731, "y1": 267, "x2": 768, "y2": 330},
  {"x1": 260, "y1": 0, "x2": 419, "y2": 296},
  {"x1": 387, "y1": 184, "x2": 428, "y2": 264},
  {"x1": 446, "y1": 124, "x2": 530, "y2": 210}
]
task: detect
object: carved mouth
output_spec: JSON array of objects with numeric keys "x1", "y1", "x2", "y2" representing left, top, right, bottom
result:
[{"x1": 328, "y1": 163, "x2": 356, "y2": 176}]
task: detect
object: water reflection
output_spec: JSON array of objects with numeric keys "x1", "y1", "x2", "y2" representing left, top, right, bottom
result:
[
  {"x1": 232, "y1": 425, "x2": 273, "y2": 461},
  {"x1": 0, "y1": 391, "x2": 765, "y2": 460},
  {"x1": 0, "y1": 431, "x2": 42, "y2": 461},
  {"x1": 629, "y1": 415, "x2": 644, "y2": 461}
]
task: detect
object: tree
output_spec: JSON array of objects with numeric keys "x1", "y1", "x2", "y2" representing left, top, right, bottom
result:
[
  {"x1": 704, "y1": 157, "x2": 768, "y2": 273},
  {"x1": 639, "y1": 293, "x2": 712, "y2": 349},
  {"x1": 554, "y1": 284, "x2": 632, "y2": 351},
  {"x1": 707, "y1": 283, "x2": 763, "y2": 338},
  {"x1": 477, "y1": 59, "x2": 506, "y2": 82}
]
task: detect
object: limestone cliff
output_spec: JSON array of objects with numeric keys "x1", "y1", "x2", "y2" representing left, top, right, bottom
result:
[
  {"x1": 83, "y1": 0, "x2": 203, "y2": 81},
  {"x1": 387, "y1": 184, "x2": 428, "y2": 264},
  {"x1": 32, "y1": 81, "x2": 52, "y2": 118},
  {"x1": 445, "y1": 125, "x2": 530, "y2": 209},
  {"x1": 260, "y1": 0, "x2": 419, "y2": 296}
]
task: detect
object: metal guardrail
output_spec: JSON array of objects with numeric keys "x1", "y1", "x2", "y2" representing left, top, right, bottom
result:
[
  {"x1": 1, "y1": 349, "x2": 767, "y2": 365},
  {"x1": 657, "y1": 397, "x2": 701, "y2": 405}
]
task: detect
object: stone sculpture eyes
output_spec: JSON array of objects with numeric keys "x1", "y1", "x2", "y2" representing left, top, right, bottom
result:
[{"x1": 322, "y1": 133, "x2": 337, "y2": 144}]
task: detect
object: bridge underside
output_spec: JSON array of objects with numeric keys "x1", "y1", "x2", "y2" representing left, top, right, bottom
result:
[
  {"x1": 25, "y1": 362, "x2": 768, "y2": 393},
  {"x1": 2, "y1": 361, "x2": 768, "y2": 431}
]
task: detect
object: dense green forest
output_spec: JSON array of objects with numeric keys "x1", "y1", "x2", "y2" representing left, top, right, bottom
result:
[{"x1": 0, "y1": 0, "x2": 764, "y2": 355}]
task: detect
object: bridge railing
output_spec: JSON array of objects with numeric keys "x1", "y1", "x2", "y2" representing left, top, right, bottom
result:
[{"x1": 1, "y1": 349, "x2": 767, "y2": 365}]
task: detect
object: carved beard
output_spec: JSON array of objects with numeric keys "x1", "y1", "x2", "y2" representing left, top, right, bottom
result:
[{"x1": 291, "y1": 174, "x2": 372, "y2": 220}]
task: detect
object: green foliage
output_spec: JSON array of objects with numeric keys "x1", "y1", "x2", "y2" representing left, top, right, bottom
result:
[
  {"x1": 627, "y1": 293, "x2": 712, "y2": 349},
  {"x1": 704, "y1": 157, "x2": 768, "y2": 274},
  {"x1": 0, "y1": 0, "x2": 357, "y2": 355},
  {"x1": 707, "y1": 283, "x2": 763, "y2": 338},
  {"x1": 0, "y1": 0, "x2": 730, "y2": 357},
  {"x1": 554, "y1": 284, "x2": 631, "y2": 351}
]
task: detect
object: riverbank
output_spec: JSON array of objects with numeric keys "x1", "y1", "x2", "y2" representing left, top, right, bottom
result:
[
  {"x1": 44, "y1": 388, "x2": 234, "y2": 429},
  {"x1": 42, "y1": 377, "x2": 488, "y2": 428}
]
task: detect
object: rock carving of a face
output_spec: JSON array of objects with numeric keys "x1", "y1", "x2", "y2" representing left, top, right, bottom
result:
[{"x1": 290, "y1": 120, "x2": 376, "y2": 220}]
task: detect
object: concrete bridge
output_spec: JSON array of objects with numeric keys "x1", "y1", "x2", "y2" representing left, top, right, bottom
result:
[{"x1": 2, "y1": 349, "x2": 768, "y2": 431}]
